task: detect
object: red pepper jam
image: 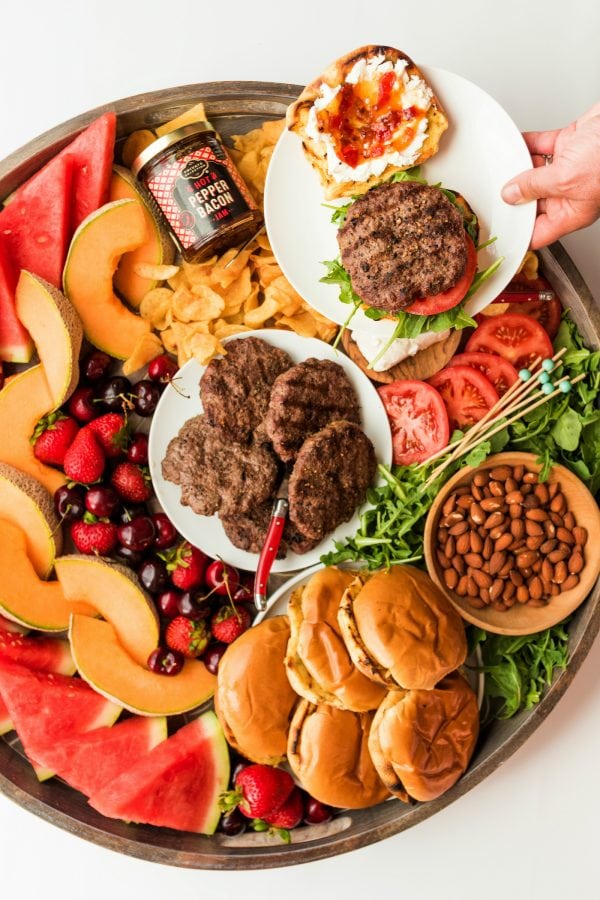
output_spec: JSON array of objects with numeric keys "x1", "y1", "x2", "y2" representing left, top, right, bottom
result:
[
  {"x1": 132, "y1": 122, "x2": 263, "y2": 263},
  {"x1": 315, "y1": 69, "x2": 428, "y2": 168}
]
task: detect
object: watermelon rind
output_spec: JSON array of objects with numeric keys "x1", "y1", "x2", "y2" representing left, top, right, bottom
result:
[{"x1": 0, "y1": 631, "x2": 75, "y2": 676}]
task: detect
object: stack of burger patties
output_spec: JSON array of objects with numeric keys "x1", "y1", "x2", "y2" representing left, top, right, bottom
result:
[
  {"x1": 215, "y1": 564, "x2": 480, "y2": 810},
  {"x1": 162, "y1": 336, "x2": 376, "y2": 557}
]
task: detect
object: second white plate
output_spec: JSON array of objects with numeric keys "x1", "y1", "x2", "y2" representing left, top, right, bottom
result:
[{"x1": 148, "y1": 329, "x2": 392, "y2": 573}]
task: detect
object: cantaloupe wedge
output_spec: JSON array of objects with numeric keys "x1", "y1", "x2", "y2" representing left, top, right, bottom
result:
[
  {"x1": 110, "y1": 166, "x2": 174, "y2": 308},
  {"x1": 62, "y1": 199, "x2": 152, "y2": 360},
  {"x1": 0, "y1": 463, "x2": 62, "y2": 578},
  {"x1": 55, "y1": 555, "x2": 160, "y2": 667},
  {"x1": 15, "y1": 271, "x2": 83, "y2": 408},
  {"x1": 70, "y1": 615, "x2": 216, "y2": 716},
  {"x1": 0, "y1": 365, "x2": 65, "y2": 495},
  {"x1": 0, "y1": 519, "x2": 91, "y2": 632}
]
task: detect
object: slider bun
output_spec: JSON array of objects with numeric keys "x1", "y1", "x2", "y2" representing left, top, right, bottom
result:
[
  {"x1": 285, "y1": 567, "x2": 387, "y2": 712},
  {"x1": 287, "y1": 699, "x2": 390, "y2": 809},
  {"x1": 368, "y1": 672, "x2": 479, "y2": 801},
  {"x1": 338, "y1": 566, "x2": 467, "y2": 690},
  {"x1": 287, "y1": 45, "x2": 448, "y2": 200},
  {"x1": 215, "y1": 615, "x2": 298, "y2": 765}
]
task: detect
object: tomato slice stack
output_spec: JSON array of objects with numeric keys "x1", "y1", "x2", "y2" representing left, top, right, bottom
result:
[
  {"x1": 465, "y1": 313, "x2": 554, "y2": 370},
  {"x1": 428, "y1": 366, "x2": 499, "y2": 432}
]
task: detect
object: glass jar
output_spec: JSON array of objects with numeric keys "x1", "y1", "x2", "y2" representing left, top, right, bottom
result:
[{"x1": 132, "y1": 122, "x2": 263, "y2": 262}]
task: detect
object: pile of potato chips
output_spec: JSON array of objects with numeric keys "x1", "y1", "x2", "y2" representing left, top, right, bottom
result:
[{"x1": 127, "y1": 116, "x2": 337, "y2": 369}]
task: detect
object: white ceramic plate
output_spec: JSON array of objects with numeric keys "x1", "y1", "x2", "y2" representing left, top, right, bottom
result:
[
  {"x1": 148, "y1": 330, "x2": 392, "y2": 573},
  {"x1": 258, "y1": 563, "x2": 485, "y2": 707},
  {"x1": 264, "y1": 66, "x2": 536, "y2": 336}
]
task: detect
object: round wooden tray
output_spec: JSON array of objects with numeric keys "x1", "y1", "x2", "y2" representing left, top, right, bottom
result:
[{"x1": 1, "y1": 81, "x2": 599, "y2": 870}]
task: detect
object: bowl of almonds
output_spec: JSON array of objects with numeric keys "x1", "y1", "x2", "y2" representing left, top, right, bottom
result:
[{"x1": 424, "y1": 452, "x2": 600, "y2": 635}]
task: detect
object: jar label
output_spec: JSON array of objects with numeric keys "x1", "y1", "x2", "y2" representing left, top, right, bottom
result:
[{"x1": 145, "y1": 144, "x2": 257, "y2": 250}]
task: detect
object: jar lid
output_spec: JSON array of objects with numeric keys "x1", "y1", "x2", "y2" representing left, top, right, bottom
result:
[{"x1": 131, "y1": 121, "x2": 216, "y2": 177}]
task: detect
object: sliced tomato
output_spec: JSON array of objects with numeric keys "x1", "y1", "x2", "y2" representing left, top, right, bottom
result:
[
  {"x1": 465, "y1": 313, "x2": 553, "y2": 370},
  {"x1": 377, "y1": 380, "x2": 450, "y2": 466},
  {"x1": 447, "y1": 351, "x2": 518, "y2": 397},
  {"x1": 405, "y1": 233, "x2": 477, "y2": 316},
  {"x1": 428, "y1": 366, "x2": 499, "y2": 432}
]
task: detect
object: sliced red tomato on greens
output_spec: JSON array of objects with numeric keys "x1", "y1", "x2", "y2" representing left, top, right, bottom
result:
[
  {"x1": 465, "y1": 312, "x2": 553, "y2": 371},
  {"x1": 487, "y1": 297, "x2": 562, "y2": 340},
  {"x1": 428, "y1": 365, "x2": 499, "y2": 432},
  {"x1": 377, "y1": 380, "x2": 450, "y2": 466},
  {"x1": 405, "y1": 233, "x2": 477, "y2": 316},
  {"x1": 447, "y1": 351, "x2": 518, "y2": 397}
]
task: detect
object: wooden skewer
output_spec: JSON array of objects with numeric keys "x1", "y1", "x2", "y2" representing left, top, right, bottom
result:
[
  {"x1": 422, "y1": 347, "x2": 567, "y2": 469},
  {"x1": 423, "y1": 371, "x2": 583, "y2": 489}
]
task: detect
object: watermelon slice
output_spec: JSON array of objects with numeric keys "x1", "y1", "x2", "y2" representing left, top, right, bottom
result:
[
  {"x1": 0, "y1": 629, "x2": 75, "y2": 675},
  {"x1": 89, "y1": 712, "x2": 230, "y2": 834},
  {"x1": 0, "y1": 155, "x2": 74, "y2": 288},
  {"x1": 0, "y1": 236, "x2": 33, "y2": 362},
  {"x1": 61, "y1": 113, "x2": 116, "y2": 230},
  {"x1": 0, "y1": 614, "x2": 28, "y2": 635},
  {"x1": 0, "y1": 658, "x2": 122, "y2": 762},
  {"x1": 0, "y1": 695, "x2": 11, "y2": 735},
  {"x1": 31, "y1": 716, "x2": 167, "y2": 796}
]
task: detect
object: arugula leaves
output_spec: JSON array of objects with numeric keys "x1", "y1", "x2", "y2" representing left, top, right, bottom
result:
[{"x1": 468, "y1": 622, "x2": 570, "y2": 721}]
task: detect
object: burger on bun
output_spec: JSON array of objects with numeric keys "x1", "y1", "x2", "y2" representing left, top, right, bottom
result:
[
  {"x1": 338, "y1": 566, "x2": 467, "y2": 690},
  {"x1": 368, "y1": 672, "x2": 480, "y2": 801},
  {"x1": 285, "y1": 566, "x2": 387, "y2": 712},
  {"x1": 215, "y1": 616, "x2": 298, "y2": 765},
  {"x1": 287, "y1": 699, "x2": 390, "y2": 809}
]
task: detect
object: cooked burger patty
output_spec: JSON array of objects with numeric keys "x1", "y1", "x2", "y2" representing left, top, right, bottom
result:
[
  {"x1": 161, "y1": 414, "x2": 278, "y2": 517},
  {"x1": 265, "y1": 358, "x2": 361, "y2": 462},
  {"x1": 200, "y1": 337, "x2": 292, "y2": 444},
  {"x1": 337, "y1": 181, "x2": 468, "y2": 313},
  {"x1": 220, "y1": 502, "x2": 319, "y2": 557},
  {"x1": 288, "y1": 420, "x2": 376, "y2": 541}
]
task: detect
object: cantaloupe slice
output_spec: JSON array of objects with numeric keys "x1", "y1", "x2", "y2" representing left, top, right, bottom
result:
[
  {"x1": 62, "y1": 199, "x2": 151, "y2": 360},
  {"x1": 0, "y1": 365, "x2": 65, "y2": 495},
  {"x1": 55, "y1": 555, "x2": 159, "y2": 667},
  {"x1": 15, "y1": 271, "x2": 83, "y2": 408},
  {"x1": 0, "y1": 519, "x2": 91, "y2": 632},
  {"x1": 110, "y1": 166, "x2": 174, "y2": 308},
  {"x1": 0, "y1": 463, "x2": 62, "y2": 578},
  {"x1": 70, "y1": 615, "x2": 216, "y2": 716}
]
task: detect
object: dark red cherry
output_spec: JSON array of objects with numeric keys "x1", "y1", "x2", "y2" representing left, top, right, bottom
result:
[
  {"x1": 156, "y1": 589, "x2": 182, "y2": 618},
  {"x1": 127, "y1": 433, "x2": 149, "y2": 465},
  {"x1": 202, "y1": 642, "x2": 228, "y2": 675},
  {"x1": 82, "y1": 350, "x2": 112, "y2": 382},
  {"x1": 68, "y1": 386, "x2": 96, "y2": 422},
  {"x1": 147, "y1": 647, "x2": 183, "y2": 675},
  {"x1": 117, "y1": 515, "x2": 155, "y2": 552},
  {"x1": 85, "y1": 486, "x2": 120, "y2": 519},
  {"x1": 151, "y1": 512, "x2": 178, "y2": 550},
  {"x1": 132, "y1": 380, "x2": 160, "y2": 416},
  {"x1": 148, "y1": 354, "x2": 178, "y2": 384},
  {"x1": 54, "y1": 485, "x2": 85, "y2": 522},
  {"x1": 138, "y1": 558, "x2": 168, "y2": 594}
]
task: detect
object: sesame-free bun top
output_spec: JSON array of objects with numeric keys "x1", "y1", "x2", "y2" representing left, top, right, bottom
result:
[
  {"x1": 368, "y1": 672, "x2": 479, "y2": 802},
  {"x1": 285, "y1": 567, "x2": 387, "y2": 712},
  {"x1": 287, "y1": 699, "x2": 390, "y2": 809},
  {"x1": 338, "y1": 566, "x2": 467, "y2": 690},
  {"x1": 215, "y1": 615, "x2": 298, "y2": 765}
]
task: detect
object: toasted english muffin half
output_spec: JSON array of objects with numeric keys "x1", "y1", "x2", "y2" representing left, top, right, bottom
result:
[
  {"x1": 287, "y1": 45, "x2": 449, "y2": 200},
  {"x1": 368, "y1": 672, "x2": 480, "y2": 802},
  {"x1": 285, "y1": 568, "x2": 387, "y2": 712}
]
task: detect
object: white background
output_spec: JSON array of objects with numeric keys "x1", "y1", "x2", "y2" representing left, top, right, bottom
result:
[{"x1": 1, "y1": 2, "x2": 599, "y2": 897}]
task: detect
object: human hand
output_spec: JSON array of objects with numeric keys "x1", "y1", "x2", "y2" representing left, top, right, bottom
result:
[{"x1": 501, "y1": 102, "x2": 600, "y2": 249}]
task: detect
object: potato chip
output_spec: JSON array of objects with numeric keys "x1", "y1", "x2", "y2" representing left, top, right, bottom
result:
[
  {"x1": 156, "y1": 102, "x2": 207, "y2": 137},
  {"x1": 187, "y1": 332, "x2": 225, "y2": 366},
  {"x1": 518, "y1": 250, "x2": 539, "y2": 281},
  {"x1": 275, "y1": 313, "x2": 318, "y2": 338},
  {"x1": 133, "y1": 262, "x2": 180, "y2": 281},
  {"x1": 244, "y1": 296, "x2": 280, "y2": 328},
  {"x1": 187, "y1": 284, "x2": 225, "y2": 320},
  {"x1": 140, "y1": 288, "x2": 175, "y2": 330},
  {"x1": 123, "y1": 332, "x2": 164, "y2": 376},
  {"x1": 121, "y1": 129, "x2": 156, "y2": 169},
  {"x1": 213, "y1": 321, "x2": 252, "y2": 339}
]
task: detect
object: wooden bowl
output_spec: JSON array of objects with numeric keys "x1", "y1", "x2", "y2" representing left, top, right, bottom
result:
[{"x1": 424, "y1": 452, "x2": 600, "y2": 635}]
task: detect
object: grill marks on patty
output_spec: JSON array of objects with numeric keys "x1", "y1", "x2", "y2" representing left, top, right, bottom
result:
[
  {"x1": 265, "y1": 358, "x2": 361, "y2": 462},
  {"x1": 162, "y1": 415, "x2": 278, "y2": 518},
  {"x1": 288, "y1": 421, "x2": 377, "y2": 542},
  {"x1": 337, "y1": 181, "x2": 468, "y2": 313},
  {"x1": 200, "y1": 337, "x2": 293, "y2": 444}
]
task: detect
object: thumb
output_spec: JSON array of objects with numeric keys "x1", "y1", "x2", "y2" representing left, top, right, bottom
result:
[{"x1": 501, "y1": 164, "x2": 561, "y2": 204}]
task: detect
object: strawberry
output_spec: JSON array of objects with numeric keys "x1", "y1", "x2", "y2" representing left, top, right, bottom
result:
[
  {"x1": 71, "y1": 513, "x2": 117, "y2": 555},
  {"x1": 162, "y1": 541, "x2": 207, "y2": 590},
  {"x1": 86, "y1": 413, "x2": 128, "y2": 458},
  {"x1": 63, "y1": 428, "x2": 105, "y2": 483},
  {"x1": 251, "y1": 787, "x2": 304, "y2": 843},
  {"x1": 211, "y1": 604, "x2": 252, "y2": 644},
  {"x1": 110, "y1": 461, "x2": 151, "y2": 503},
  {"x1": 32, "y1": 413, "x2": 79, "y2": 466},
  {"x1": 220, "y1": 764, "x2": 295, "y2": 820},
  {"x1": 165, "y1": 616, "x2": 210, "y2": 658}
]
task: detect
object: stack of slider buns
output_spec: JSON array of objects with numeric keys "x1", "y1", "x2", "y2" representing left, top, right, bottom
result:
[{"x1": 215, "y1": 565, "x2": 480, "y2": 810}]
